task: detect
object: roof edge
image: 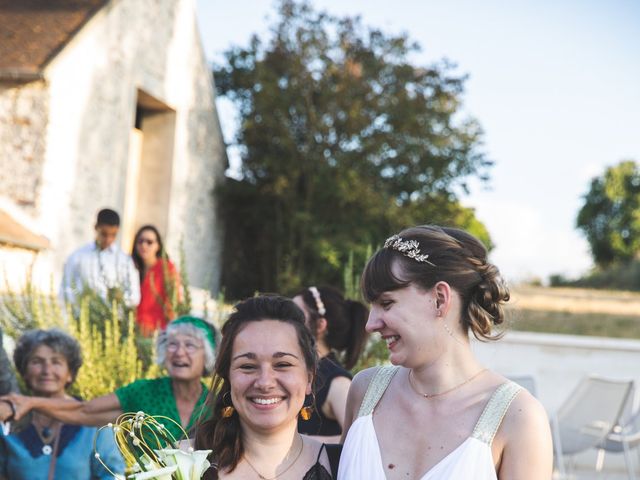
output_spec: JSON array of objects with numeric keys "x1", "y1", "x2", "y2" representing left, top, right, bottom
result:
[
  {"x1": 0, "y1": 235, "x2": 50, "y2": 252},
  {"x1": 0, "y1": 70, "x2": 44, "y2": 82},
  {"x1": 39, "y1": 0, "x2": 111, "y2": 71}
]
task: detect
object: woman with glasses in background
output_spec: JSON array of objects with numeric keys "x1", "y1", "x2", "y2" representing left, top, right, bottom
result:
[
  {"x1": 2, "y1": 317, "x2": 217, "y2": 443},
  {"x1": 132, "y1": 225, "x2": 181, "y2": 336}
]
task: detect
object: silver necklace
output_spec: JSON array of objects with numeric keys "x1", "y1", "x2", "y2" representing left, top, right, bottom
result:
[{"x1": 33, "y1": 414, "x2": 60, "y2": 455}]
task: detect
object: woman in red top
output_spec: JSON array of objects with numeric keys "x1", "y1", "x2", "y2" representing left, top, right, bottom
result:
[{"x1": 132, "y1": 225, "x2": 180, "y2": 335}]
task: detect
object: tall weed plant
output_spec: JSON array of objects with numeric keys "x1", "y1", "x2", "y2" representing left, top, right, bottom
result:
[{"x1": 0, "y1": 276, "x2": 159, "y2": 399}]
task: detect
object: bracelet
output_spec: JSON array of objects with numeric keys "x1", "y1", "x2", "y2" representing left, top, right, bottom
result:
[{"x1": 0, "y1": 399, "x2": 16, "y2": 422}]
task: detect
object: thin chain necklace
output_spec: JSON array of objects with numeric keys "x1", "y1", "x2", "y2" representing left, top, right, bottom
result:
[
  {"x1": 408, "y1": 368, "x2": 488, "y2": 399},
  {"x1": 243, "y1": 434, "x2": 304, "y2": 480},
  {"x1": 32, "y1": 413, "x2": 60, "y2": 455}
]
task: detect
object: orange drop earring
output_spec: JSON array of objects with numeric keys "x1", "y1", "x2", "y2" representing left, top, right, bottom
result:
[
  {"x1": 300, "y1": 405, "x2": 313, "y2": 421},
  {"x1": 299, "y1": 394, "x2": 315, "y2": 421},
  {"x1": 221, "y1": 392, "x2": 235, "y2": 418}
]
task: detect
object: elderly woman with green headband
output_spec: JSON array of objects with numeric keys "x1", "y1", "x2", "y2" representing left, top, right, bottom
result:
[{"x1": 2, "y1": 316, "x2": 217, "y2": 441}]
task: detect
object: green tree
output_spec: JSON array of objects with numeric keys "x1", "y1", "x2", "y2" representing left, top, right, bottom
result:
[
  {"x1": 576, "y1": 160, "x2": 640, "y2": 267},
  {"x1": 216, "y1": 0, "x2": 493, "y2": 298}
]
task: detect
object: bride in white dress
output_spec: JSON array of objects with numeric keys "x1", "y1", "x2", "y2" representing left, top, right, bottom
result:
[{"x1": 338, "y1": 225, "x2": 552, "y2": 480}]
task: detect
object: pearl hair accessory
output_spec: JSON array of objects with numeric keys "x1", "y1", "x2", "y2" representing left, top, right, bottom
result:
[
  {"x1": 384, "y1": 235, "x2": 435, "y2": 265},
  {"x1": 308, "y1": 286, "x2": 326, "y2": 316}
]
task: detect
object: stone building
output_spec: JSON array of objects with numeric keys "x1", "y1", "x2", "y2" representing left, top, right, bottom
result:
[{"x1": 0, "y1": 0, "x2": 226, "y2": 293}]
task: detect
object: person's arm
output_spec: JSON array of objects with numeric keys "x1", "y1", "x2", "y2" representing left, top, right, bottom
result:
[
  {"x1": 60, "y1": 252, "x2": 80, "y2": 305},
  {"x1": 3, "y1": 392, "x2": 123, "y2": 427},
  {"x1": 496, "y1": 391, "x2": 553, "y2": 479},
  {"x1": 0, "y1": 402, "x2": 12, "y2": 422},
  {"x1": 323, "y1": 376, "x2": 351, "y2": 427},
  {"x1": 124, "y1": 255, "x2": 141, "y2": 308},
  {"x1": 339, "y1": 367, "x2": 377, "y2": 444},
  {"x1": 307, "y1": 376, "x2": 352, "y2": 443},
  {"x1": 166, "y1": 260, "x2": 182, "y2": 308}
]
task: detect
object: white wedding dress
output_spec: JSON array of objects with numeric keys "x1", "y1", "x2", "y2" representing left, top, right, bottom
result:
[{"x1": 338, "y1": 366, "x2": 521, "y2": 480}]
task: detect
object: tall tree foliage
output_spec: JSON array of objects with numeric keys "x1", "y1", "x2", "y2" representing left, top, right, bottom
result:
[
  {"x1": 216, "y1": 0, "x2": 493, "y2": 298},
  {"x1": 577, "y1": 160, "x2": 640, "y2": 267}
]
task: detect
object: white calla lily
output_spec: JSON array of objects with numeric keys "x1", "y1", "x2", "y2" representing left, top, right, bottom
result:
[
  {"x1": 155, "y1": 448, "x2": 212, "y2": 480},
  {"x1": 190, "y1": 450, "x2": 212, "y2": 479},
  {"x1": 127, "y1": 465, "x2": 177, "y2": 480}
]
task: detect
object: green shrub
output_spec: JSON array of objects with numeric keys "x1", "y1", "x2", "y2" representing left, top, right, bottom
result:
[
  {"x1": 554, "y1": 259, "x2": 640, "y2": 291},
  {"x1": 0, "y1": 276, "x2": 158, "y2": 398}
]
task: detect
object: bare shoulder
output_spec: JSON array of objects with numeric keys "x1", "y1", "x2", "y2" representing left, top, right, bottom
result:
[
  {"x1": 501, "y1": 387, "x2": 550, "y2": 437},
  {"x1": 341, "y1": 366, "x2": 386, "y2": 441},
  {"x1": 301, "y1": 435, "x2": 331, "y2": 471},
  {"x1": 303, "y1": 434, "x2": 325, "y2": 451},
  {"x1": 348, "y1": 366, "x2": 383, "y2": 406},
  {"x1": 496, "y1": 387, "x2": 553, "y2": 478}
]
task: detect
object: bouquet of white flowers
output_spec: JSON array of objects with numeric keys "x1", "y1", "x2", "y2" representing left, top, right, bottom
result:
[{"x1": 94, "y1": 411, "x2": 212, "y2": 480}]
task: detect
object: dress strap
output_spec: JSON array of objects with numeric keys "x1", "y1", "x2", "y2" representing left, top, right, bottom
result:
[
  {"x1": 471, "y1": 381, "x2": 522, "y2": 446},
  {"x1": 357, "y1": 366, "x2": 399, "y2": 418},
  {"x1": 323, "y1": 443, "x2": 343, "y2": 478}
]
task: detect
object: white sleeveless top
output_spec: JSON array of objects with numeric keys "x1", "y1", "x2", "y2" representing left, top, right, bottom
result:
[{"x1": 338, "y1": 366, "x2": 521, "y2": 480}]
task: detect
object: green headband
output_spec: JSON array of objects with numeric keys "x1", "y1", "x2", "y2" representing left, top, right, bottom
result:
[{"x1": 171, "y1": 316, "x2": 216, "y2": 351}]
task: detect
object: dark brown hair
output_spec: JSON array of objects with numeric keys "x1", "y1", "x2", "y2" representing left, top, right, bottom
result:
[
  {"x1": 194, "y1": 295, "x2": 317, "y2": 478},
  {"x1": 131, "y1": 225, "x2": 167, "y2": 284},
  {"x1": 96, "y1": 208, "x2": 119, "y2": 226},
  {"x1": 362, "y1": 225, "x2": 509, "y2": 340},
  {"x1": 296, "y1": 286, "x2": 368, "y2": 369}
]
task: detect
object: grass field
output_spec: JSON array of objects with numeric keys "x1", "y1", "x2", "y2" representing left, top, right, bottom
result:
[{"x1": 506, "y1": 285, "x2": 640, "y2": 339}]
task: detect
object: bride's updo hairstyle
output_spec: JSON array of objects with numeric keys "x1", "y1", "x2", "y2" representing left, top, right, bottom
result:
[{"x1": 362, "y1": 225, "x2": 509, "y2": 340}]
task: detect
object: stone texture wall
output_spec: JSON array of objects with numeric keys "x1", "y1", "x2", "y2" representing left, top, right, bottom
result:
[{"x1": 0, "y1": 81, "x2": 49, "y2": 214}]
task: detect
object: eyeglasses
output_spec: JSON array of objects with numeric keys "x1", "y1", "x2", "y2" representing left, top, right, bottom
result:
[
  {"x1": 166, "y1": 341, "x2": 202, "y2": 354},
  {"x1": 137, "y1": 238, "x2": 156, "y2": 246}
]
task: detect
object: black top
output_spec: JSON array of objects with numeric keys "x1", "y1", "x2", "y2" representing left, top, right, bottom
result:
[
  {"x1": 298, "y1": 353, "x2": 352, "y2": 436},
  {"x1": 302, "y1": 443, "x2": 341, "y2": 480}
]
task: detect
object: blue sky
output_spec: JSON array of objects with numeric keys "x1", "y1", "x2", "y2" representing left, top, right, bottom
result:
[{"x1": 196, "y1": 0, "x2": 640, "y2": 283}]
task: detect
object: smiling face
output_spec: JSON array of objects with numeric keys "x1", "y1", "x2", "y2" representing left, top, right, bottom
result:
[
  {"x1": 229, "y1": 320, "x2": 312, "y2": 435},
  {"x1": 164, "y1": 333, "x2": 206, "y2": 380},
  {"x1": 135, "y1": 228, "x2": 161, "y2": 266},
  {"x1": 366, "y1": 260, "x2": 449, "y2": 367},
  {"x1": 24, "y1": 345, "x2": 73, "y2": 397}
]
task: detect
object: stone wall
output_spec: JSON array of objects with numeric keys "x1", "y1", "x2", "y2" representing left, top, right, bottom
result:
[{"x1": 0, "y1": 81, "x2": 49, "y2": 214}]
